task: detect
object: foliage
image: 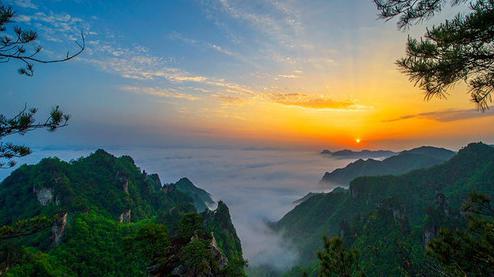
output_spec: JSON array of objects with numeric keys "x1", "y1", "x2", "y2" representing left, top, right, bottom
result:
[
  {"x1": 0, "y1": 2, "x2": 84, "y2": 168},
  {"x1": 374, "y1": 0, "x2": 494, "y2": 109},
  {"x1": 0, "y1": 150, "x2": 246, "y2": 276},
  {"x1": 427, "y1": 193, "x2": 494, "y2": 276},
  {"x1": 317, "y1": 236, "x2": 363, "y2": 277},
  {"x1": 0, "y1": 214, "x2": 58, "y2": 240},
  {"x1": 167, "y1": 177, "x2": 215, "y2": 212},
  {"x1": 317, "y1": 237, "x2": 359, "y2": 277},
  {"x1": 277, "y1": 142, "x2": 494, "y2": 274},
  {"x1": 0, "y1": 2, "x2": 85, "y2": 75}
]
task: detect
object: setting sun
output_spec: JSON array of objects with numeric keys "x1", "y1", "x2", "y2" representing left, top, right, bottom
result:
[{"x1": 355, "y1": 138, "x2": 361, "y2": 144}]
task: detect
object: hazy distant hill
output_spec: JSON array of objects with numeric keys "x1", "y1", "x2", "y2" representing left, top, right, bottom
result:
[
  {"x1": 276, "y1": 143, "x2": 494, "y2": 275},
  {"x1": 320, "y1": 149, "x2": 397, "y2": 159},
  {"x1": 320, "y1": 146, "x2": 455, "y2": 185},
  {"x1": 0, "y1": 149, "x2": 245, "y2": 276}
]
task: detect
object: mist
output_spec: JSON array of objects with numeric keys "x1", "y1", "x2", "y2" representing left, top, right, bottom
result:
[{"x1": 0, "y1": 146, "x2": 353, "y2": 270}]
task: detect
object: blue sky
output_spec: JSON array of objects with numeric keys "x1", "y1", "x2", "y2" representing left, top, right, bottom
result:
[{"x1": 2, "y1": 0, "x2": 491, "y2": 150}]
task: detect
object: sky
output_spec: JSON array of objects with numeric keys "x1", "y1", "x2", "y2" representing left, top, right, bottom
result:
[{"x1": 1, "y1": 0, "x2": 493, "y2": 151}]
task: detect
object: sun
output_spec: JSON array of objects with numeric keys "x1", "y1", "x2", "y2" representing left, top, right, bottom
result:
[{"x1": 355, "y1": 138, "x2": 361, "y2": 144}]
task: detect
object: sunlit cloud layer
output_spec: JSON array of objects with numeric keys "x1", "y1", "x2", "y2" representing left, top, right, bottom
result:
[{"x1": 2, "y1": 0, "x2": 493, "y2": 149}]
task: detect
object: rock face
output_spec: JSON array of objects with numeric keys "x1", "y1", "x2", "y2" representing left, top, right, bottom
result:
[
  {"x1": 210, "y1": 233, "x2": 228, "y2": 269},
  {"x1": 423, "y1": 193, "x2": 452, "y2": 245},
  {"x1": 51, "y1": 212, "x2": 68, "y2": 245},
  {"x1": 122, "y1": 179, "x2": 129, "y2": 194},
  {"x1": 116, "y1": 172, "x2": 129, "y2": 194},
  {"x1": 119, "y1": 209, "x2": 131, "y2": 223},
  {"x1": 34, "y1": 187, "x2": 54, "y2": 206}
]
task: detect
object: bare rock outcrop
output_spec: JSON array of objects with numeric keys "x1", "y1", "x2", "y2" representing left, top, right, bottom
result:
[
  {"x1": 119, "y1": 209, "x2": 131, "y2": 223},
  {"x1": 51, "y1": 212, "x2": 68, "y2": 246}
]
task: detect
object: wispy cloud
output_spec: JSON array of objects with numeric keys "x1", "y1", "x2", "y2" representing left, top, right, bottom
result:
[
  {"x1": 122, "y1": 86, "x2": 198, "y2": 101},
  {"x1": 385, "y1": 109, "x2": 494, "y2": 122},
  {"x1": 83, "y1": 39, "x2": 257, "y2": 97},
  {"x1": 270, "y1": 93, "x2": 360, "y2": 110},
  {"x1": 10, "y1": 0, "x2": 37, "y2": 9},
  {"x1": 169, "y1": 31, "x2": 239, "y2": 58},
  {"x1": 277, "y1": 74, "x2": 299, "y2": 79},
  {"x1": 215, "y1": 0, "x2": 302, "y2": 47}
]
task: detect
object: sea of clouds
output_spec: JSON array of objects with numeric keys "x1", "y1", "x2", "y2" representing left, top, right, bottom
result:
[{"x1": 0, "y1": 146, "x2": 353, "y2": 270}]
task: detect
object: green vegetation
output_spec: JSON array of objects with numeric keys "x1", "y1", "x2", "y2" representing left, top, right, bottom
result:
[
  {"x1": 0, "y1": 2, "x2": 84, "y2": 168},
  {"x1": 374, "y1": 0, "x2": 494, "y2": 109},
  {"x1": 0, "y1": 149, "x2": 246, "y2": 276},
  {"x1": 318, "y1": 236, "x2": 363, "y2": 277},
  {"x1": 277, "y1": 142, "x2": 494, "y2": 275},
  {"x1": 427, "y1": 193, "x2": 494, "y2": 276},
  {"x1": 166, "y1": 177, "x2": 215, "y2": 212},
  {"x1": 321, "y1": 146, "x2": 455, "y2": 185}
]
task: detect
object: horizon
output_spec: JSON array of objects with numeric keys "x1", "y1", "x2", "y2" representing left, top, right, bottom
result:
[
  {"x1": 2, "y1": 1, "x2": 494, "y2": 275},
  {"x1": 1, "y1": 0, "x2": 492, "y2": 151}
]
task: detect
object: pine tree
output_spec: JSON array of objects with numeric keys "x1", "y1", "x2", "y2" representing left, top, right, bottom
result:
[
  {"x1": 374, "y1": 0, "x2": 494, "y2": 110},
  {"x1": 0, "y1": 2, "x2": 84, "y2": 167}
]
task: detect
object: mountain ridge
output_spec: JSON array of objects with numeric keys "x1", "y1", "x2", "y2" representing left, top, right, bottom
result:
[
  {"x1": 0, "y1": 149, "x2": 246, "y2": 276},
  {"x1": 321, "y1": 149, "x2": 397, "y2": 159},
  {"x1": 320, "y1": 145, "x2": 455, "y2": 185},
  {"x1": 276, "y1": 142, "x2": 494, "y2": 275}
]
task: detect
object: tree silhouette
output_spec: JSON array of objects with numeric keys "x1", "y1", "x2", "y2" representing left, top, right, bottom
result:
[
  {"x1": 0, "y1": 2, "x2": 84, "y2": 167},
  {"x1": 374, "y1": 0, "x2": 494, "y2": 110}
]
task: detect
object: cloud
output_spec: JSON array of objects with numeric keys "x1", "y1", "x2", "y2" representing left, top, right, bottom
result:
[
  {"x1": 169, "y1": 31, "x2": 239, "y2": 58},
  {"x1": 277, "y1": 74, "x2": 299, "y2": 79},
  {"x1": 215, "y1": 0, "x2": 302, "y2": 46},
  {"x1": 122, "y1": 86, "x2": 198, "y2": 101},
  {"x1": 217, "y1": 95, "x2": 247, "y2": 105},
  {"x1": 11, "y1": 0, "x2": 37, "y2": 9},
  {"x1": 384, "y1": 109, "x2": 494, "y2": 123},
  {"x1": 270, "y1": 93, "x2": 358, "y2": 110}
]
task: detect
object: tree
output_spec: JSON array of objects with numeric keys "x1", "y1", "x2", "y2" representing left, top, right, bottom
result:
[
  {"x1": 427, "y1": 193, "x2": 494, "y2": 276},
  {"x1": 374, "y1": 0, "x2": 494, "y2": 110},
  {"x1": 318, "y1": 236, "x2": 364, "y2": 277},
  {"x1": 0, "y1": 2, "x2": 85, "y2": 167}
]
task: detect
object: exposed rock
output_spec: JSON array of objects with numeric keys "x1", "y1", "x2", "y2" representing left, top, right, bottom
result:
[
  {"x1": 51, "y1": 212, "x2": 68, "y2": 246},
  {"x1": 210, "y1": 233, "x2": 228, "y2": 269},
  {"x1": 119, "y1": 209, "x2": 131, "y2": 223},
  {"x1": 424, "y1": 225, "x2": 438, "y2": 245},
  {"x1": 122, "y1": 179, "x2": 129, "y2": 194},
  {"x1": 34, "y1": 187, "x2": 54, "y2": 206},
  {"x1": 115, "y1": 171, "x2": 129, "y2": 194}
]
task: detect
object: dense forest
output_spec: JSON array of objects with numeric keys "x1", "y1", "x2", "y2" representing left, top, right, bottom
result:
[
  {"x1": 275, "y1": 143, "x2": 494, "y2": 276},
  {"x1": 0, "y1": 150, "x2": 246, "y2": 276}
]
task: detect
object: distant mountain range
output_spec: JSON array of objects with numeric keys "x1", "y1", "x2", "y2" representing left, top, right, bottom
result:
[
  {"x1": 320, "y1": 149, "x2": 397, "y2": 159},
  {"x1": 320, "y1": 146, "x2": 455, "y2": 185},
  {"x1": 275, "y1": 142, "x2": 494, "y2": 275}
]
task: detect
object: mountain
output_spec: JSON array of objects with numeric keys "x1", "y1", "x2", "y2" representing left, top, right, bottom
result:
[
  {"x1": 320, "y1": 146, "x2": 455, "y2": 185},
  {"x1": 293, "y1": 192, "x2": 318, "y2": 205},
  {"x1": 165, "y1": 177, "x2": 215, "y2": 212},
  {"x1": 0, "y1": 149, "x2": 246, "y2": 276},
  {"x1": 320, "y1": 149, "x2": 397, "y2": 159},
  {"x1": 275, "y1": 143, "x2": 494, "y2": 275}
]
